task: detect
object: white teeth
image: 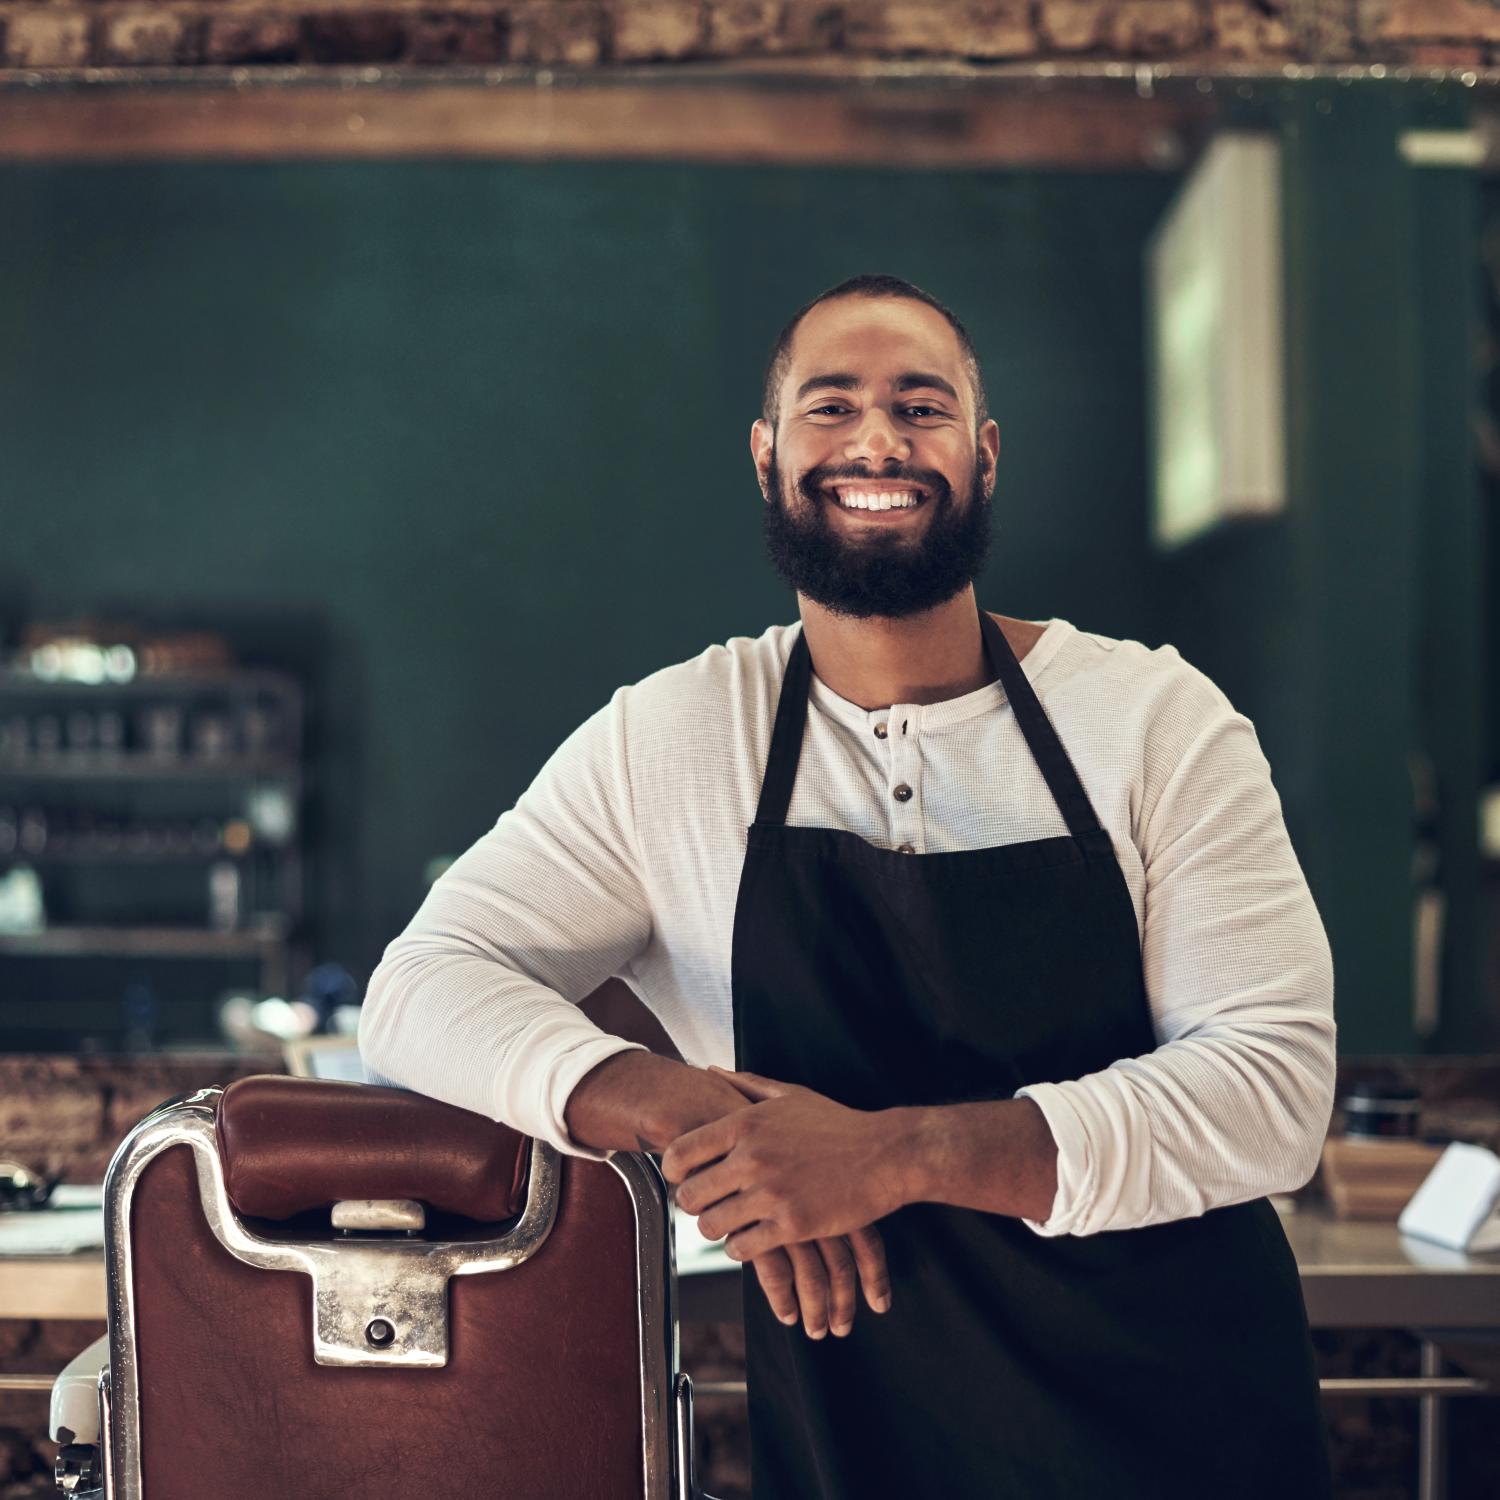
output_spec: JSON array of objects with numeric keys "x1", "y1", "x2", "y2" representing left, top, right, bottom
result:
[{"x1": 835, "y1": 490, "x2": 921, "y2": 511}]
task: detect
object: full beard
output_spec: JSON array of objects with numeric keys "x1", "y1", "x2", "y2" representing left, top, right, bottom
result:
[{"x1": 760, "y1": 445, "x2": 993, "y2": 620}]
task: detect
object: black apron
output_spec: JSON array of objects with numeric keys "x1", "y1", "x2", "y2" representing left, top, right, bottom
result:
[{"x1": 729, "y1": 604, "x2": 1332, "y2": 1499}]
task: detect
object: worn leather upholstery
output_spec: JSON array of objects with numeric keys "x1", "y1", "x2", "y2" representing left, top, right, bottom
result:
[
  {"x1": 217, "y1": 1075, "x2": 531, "y2": 1221},
  {"x1": 132, "y1": 1089, "x2": 648, "y2": 1499}
]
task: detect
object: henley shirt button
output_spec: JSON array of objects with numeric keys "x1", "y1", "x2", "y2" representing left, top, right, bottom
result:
[
  {"x1": 896, "y1": 842, "x2": 916, "y2": 854},
  {"x1": 893, "y1": 784, "x2": 913, "y2": 803},
  {"x1": 873, "y1": 722, "x2": 888, "y2": 739}
]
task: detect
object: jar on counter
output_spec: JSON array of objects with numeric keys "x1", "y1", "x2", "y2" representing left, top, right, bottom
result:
[{"x1": 1339, "y1": 1078, "x2": 1423, "y2": 1139}]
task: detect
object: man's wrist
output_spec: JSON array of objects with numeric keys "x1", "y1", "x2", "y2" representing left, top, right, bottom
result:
[
  {"x1": 880, "y1": 1105, "x2": 939, "y2": 1209},
  {"x1": 564, "y1": 1050, "x2": 681, "y2": 1154},
  {"x1": 882, "y1": 1098, "x2": 1060, "y2": 1222},
  {"x1": 563, "y1": 1050, "x2": 750, "y2": 1156}
]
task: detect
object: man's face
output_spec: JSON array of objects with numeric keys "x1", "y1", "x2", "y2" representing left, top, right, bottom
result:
[{"x1": 751, "y1": 296, "x2": 1000, "y2": 620}]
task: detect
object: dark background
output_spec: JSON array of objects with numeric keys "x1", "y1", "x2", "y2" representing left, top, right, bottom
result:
[{"x1": 1, "y1": 96, "x2": 1492, "y2": 1054}]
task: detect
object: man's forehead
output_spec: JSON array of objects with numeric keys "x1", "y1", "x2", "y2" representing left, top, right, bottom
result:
[{"x1": 787, "y1": 296, "x2": 965, "y2": 384}]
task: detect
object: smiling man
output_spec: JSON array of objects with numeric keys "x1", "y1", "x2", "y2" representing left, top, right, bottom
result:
[{"x1": 360, "y1": 274, "x2": 1336, "y2": 1498}]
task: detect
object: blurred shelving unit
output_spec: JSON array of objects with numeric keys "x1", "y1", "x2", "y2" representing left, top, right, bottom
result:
[{"x1": 0, "y1": 664, "x2": 307, "y2": 1050}]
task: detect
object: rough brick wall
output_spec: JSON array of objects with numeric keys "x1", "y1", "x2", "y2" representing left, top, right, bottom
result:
[
  {"x1": 0, "y1": 1054, "x2": 270, "y2": 1498},
  {"x1": 0, "y1": 0, "x2": 1496, "y2": 74},
  {"x1": 0, "y1": 1053, "x2": 269, "y2": 1183}
]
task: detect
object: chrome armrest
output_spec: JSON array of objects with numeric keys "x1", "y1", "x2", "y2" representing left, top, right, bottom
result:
[{"x1": 674, "y1": 1371, "x2": 726, "y2": 1500}]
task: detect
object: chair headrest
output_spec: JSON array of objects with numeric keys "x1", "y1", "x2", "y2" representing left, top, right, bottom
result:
[{"x1": 216, "y1": 1076, "x2": 531, "y2": 1223}]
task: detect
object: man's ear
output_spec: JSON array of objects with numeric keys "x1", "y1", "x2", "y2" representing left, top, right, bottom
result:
[
  {"x1": 750, "y1": 418, "x2": 774, "y2": 502},
  {"x1": 978, "y1": 419, "x2": 1001, "y2": 499}
]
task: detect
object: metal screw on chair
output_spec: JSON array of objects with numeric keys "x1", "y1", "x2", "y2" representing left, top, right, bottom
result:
[{"x1": 365, "y1": 1318, "x2": 396, "y2": 1348}]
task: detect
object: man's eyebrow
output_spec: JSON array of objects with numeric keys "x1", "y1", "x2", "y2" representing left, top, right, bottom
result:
[{"x1": 793, "y1": 371, "x2": 961, "y2": 403}]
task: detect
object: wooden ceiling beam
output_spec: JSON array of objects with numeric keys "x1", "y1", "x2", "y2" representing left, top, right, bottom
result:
[{"x1": 0, "y1": 82, "x2": 1211, "y2": 168}]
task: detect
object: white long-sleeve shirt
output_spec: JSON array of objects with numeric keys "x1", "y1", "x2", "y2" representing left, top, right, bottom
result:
[{"x1": 359, "y1": 615, "x2": 1337, "y2": 1237}]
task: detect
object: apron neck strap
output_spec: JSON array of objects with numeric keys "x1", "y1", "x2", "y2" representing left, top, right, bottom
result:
[
  {"x1": 976, "y1": 608, "x2": 1102, "y2": 838},
  {"x1": 754, "y1": 606, "x2": 1103, "y2": 839},
  {"x1": 754, "y1": 620, "x2": 815, "y2": 828}
]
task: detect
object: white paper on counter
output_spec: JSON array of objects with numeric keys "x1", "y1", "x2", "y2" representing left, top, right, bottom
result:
[
  {"x1": 672, "y1": 1203, "x2": 734, "y2": 1277},
  {"x1": 1399, "y1": 1142, "x2": 1500, "y2": 1254},
  {"x1": 49, "y1": 1185, "x2": 104, "y2": 1211},
  {"x1": 0, "y1": 1207, "x2": 105, "y2": 1256}
]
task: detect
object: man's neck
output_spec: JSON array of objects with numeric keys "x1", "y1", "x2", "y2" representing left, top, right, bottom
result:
[{"x1": 798, "y1": 587, "x2": 1045, "y2": 711}]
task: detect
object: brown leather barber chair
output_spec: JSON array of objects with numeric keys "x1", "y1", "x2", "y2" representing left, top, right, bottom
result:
[{"x1": 50, "y1": 1076, "x2": 716, "y2": 1499}]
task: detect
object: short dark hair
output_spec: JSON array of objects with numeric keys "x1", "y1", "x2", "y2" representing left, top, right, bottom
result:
[{"x1": 760, "y1": 273, "x2": 989, "y2": 430}]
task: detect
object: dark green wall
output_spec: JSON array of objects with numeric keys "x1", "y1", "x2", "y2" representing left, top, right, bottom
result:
[
  {"x1": 1, "y1": 161, "x2": 1177, "y2": 1003},
  {"x1": 1154, "y1": 90, "x2": 1492, "y2": 1054}
]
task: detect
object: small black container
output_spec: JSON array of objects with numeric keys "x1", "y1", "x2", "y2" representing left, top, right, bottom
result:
[{"x1": 1339, "y1": 1078, "x2": 1423, "y2": 1139}]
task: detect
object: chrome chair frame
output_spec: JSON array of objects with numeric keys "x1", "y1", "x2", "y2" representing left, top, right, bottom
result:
[{"x1": 58, "y1": 1087, "x2": 715, "y2": 1499}]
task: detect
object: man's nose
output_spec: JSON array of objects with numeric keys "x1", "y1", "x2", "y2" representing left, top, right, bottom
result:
[{"x1": 844, "y1": 408, "x2": 909, "y2": 465}]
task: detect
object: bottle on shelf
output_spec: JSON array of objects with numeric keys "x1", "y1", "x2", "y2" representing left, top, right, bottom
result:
[{"x1": 208, "y1": 859, "x2": 241, "y2": 933}]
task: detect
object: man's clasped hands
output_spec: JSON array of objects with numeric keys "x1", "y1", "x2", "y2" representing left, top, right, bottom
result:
[{"x1": 657, "y1": 1066, "x2": 910, "y2": 1341}]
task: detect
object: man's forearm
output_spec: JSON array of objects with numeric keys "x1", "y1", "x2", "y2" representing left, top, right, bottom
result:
[
  {"x1": 564, "y1": 1049, "x2": 750, "y2": 1155},
  {"x1": 887, "y1": 1097, "x2": 1060, "y2": 1224}
]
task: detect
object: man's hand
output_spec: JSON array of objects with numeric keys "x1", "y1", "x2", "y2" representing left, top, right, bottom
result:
[
  {"x1": 746, "y1": 1227, "x2": 891, "y2": 1339},
  {"x1": 565, "y1": 1050, "x2": 891, "y2": 1338},
  {"x1": 663, "y1": 1067, "x2": 909, "y2": 1265},
  {"x1": 661, "y1": 1072, "x2": 891, "y2": 1339}
]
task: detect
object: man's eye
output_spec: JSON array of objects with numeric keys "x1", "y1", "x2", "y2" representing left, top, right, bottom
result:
[
  {"x1": 902, "y1": 406, "x2": 943, "y2": 419},
  {"x1": 809, "y1": 404, "x2": 850, "y2": 416}
]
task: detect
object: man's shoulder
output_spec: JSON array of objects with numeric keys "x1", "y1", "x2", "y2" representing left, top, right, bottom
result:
[
  {"x1": 1041, "y1": 625, "x2": 1255, "y2": 847},
  {"x1": 1043, "y1": 620, "x2": 1239, "y2": 743},
  {"x1": 621, "y1": 619, "x2": 797, "y2": 723}
]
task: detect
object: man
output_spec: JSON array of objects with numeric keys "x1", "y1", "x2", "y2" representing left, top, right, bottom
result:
[{"x1": 360, "y1": 273, "x2": 1336, "y2": 1497}]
